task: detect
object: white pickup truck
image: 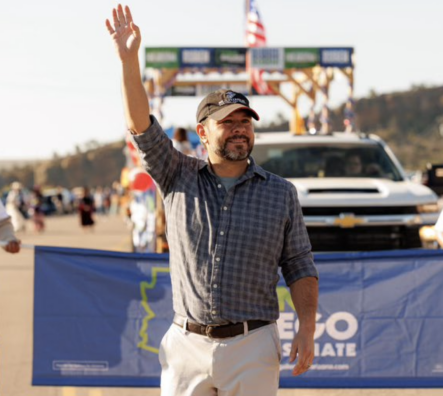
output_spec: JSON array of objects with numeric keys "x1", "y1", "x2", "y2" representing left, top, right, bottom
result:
[{"x1": 252, "y1": 131, "x2": 440, "y2": 251}]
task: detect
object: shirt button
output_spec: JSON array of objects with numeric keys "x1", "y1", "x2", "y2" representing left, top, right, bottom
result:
[
  {"x1": 212, "y1": 310, "x2": 217, "y2": 315},
  {"x1": 223, "y1": 206, "x2": 228, "y2": 211},
  {"x1": 217, "y1": 184, "x2": 222, "y2": 188},
  {"x1": 213, "y1": 284, "x2": 218, "y2": 288},
  {"x1": 216, "y1": 257, "x2": 221, "y2": 262},
  {"x1": 220, "y1": 231, "x2": 224, "y2": 235}
]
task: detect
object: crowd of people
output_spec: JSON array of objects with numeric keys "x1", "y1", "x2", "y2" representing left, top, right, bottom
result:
[{"x1": 0, "y1": 181, "x2": 130, "y2": 237}]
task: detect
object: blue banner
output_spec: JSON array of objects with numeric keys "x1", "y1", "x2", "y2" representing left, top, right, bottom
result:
[{"x1": 33, "y1": 247, "x2": 443, "y2": 388}]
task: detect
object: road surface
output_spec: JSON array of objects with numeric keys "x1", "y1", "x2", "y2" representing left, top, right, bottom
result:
[{"x1": 0, "y1": 213, "x2": 440, "y2": 396}]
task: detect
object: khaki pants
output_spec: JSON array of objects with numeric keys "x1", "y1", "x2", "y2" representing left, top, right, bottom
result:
[{"x1": 159, "y1": 322, "x2": 281, "y2": 396}]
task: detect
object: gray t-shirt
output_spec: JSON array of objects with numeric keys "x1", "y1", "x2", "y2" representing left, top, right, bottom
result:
[{"x1": 218, "y1": 176, "x2": 239, "y2": 191}]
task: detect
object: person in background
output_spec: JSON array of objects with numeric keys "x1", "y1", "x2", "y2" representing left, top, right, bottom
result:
[
  {"x1": 106, "y1": 5, "x2": 318, "y2": 395},
  {"x1": 5, "y1": 181, "x2": 27, "y2": 232},
  {"x1": 78, "y1": 187, "x2": 95, "y2": 231},
  {"x1": 102, "y1": 187, "x2": 112, "y2": 215},
  {"x1": 435, "y1": 209, "x2": 443, "y2": 248},
  {"x1": 171, "y1": 127, "x2": 193, "y2": 155},
  {"x1": 344, "y1": 152, "x2": 363, "y2": 176},
  {"x1": 0, "y1": 200, "x2": 20, "y2": 253},
  {"x1": 93, "y1": 186, "x2": 105, "y2": 215},
  {"x1": 30, "y1": 186, "x2": 45, "y2": 233}
]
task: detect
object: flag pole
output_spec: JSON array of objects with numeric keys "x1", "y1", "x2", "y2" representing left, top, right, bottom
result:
[{"x1": 245, "y1": 0, "x2": 252, "y2": 94}]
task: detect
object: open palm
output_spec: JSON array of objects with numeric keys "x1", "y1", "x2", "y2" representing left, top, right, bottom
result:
[{"x1": 106, "y1": 4, "x2": 141, "y2": 61}]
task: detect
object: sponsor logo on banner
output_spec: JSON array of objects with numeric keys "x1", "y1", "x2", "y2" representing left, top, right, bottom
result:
[
  {"x1": 320, "y1": 48, "x2": 353, "y2": 67},
  {"x1": 215, "y1": 48, "x2": 247, "y2": 68},
  {"x1": 250, "y1": 47, "x2": 284, "y2": 70},
  {"x1": 137, "y1": 266, "x2": 171, "y2": 354},
  {"x1": 180, "y1": 48, "x2": 213, "y2": 67},
  {"x1": 276, "y1": 286, "x2": 357, "y2": 372},
  {"x1": 285, "y1": 48, "x2": 319, "y2": 68},
  {"x1": 145, "y1": 48, "x2": 179, "y2": 68},
  {"x1": 136, "y1": 280, "x2": 359, "y2": 370},
  {"x1": 52, "y1": 361, "x2": 109, "y2": 372},
  {"x1": 168, "y1": 86, "x2": 197, "y2": 96},
  {"x1": 167, "y1": 84, "x2": 249, "y2": 97}
]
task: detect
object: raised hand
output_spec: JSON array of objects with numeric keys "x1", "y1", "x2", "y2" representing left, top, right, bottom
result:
[{"x1": 105, "y1": 4, "x2": 141, "y2": 62}]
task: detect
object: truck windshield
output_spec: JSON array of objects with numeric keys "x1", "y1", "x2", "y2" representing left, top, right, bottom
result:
[{"x1": 252, "y1": 142, "x2": 404, "y2": 181}]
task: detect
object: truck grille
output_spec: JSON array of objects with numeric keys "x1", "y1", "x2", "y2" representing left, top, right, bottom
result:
[
  {"x1": 307, "y1": 226, "x2": 422, "y2": 252},
  {"x1": 307, "y1": 188, "x2": 379, "y2": 194},
  {"x1": 302, "y1": 206, "x2": 418, "y2": 216}
]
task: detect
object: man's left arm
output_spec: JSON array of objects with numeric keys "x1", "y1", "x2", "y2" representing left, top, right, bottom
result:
[
  {"x1": 0, "y1": 217, "x2": 21, "y2": 254},
  {"x1": 279, "y1": 184, "x2": 318, "y2": 375},
  {"x1": 289, "y1": 276, "x2": 318, "y2": 376}
]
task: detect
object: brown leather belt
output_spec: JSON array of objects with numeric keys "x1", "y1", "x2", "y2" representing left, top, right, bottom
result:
[{"x1": 173, "y1": 315, "x2": 273, "y2": 339}]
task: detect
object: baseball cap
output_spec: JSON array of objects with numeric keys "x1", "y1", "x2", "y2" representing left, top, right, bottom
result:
[{"x1": 196, "y1": 89, "x2": 260, "y2": 124}]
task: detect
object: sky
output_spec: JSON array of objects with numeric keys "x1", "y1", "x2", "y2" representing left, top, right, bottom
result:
[{"x1": 1, "y1": 0, "x2": 443, "y2": 160}]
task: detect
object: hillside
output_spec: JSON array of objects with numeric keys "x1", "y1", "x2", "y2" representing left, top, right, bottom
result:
[
  {"x1": 330, "y1": 85, "x2": 443, "y2": 169},
  {"x1": 0, "y1": 140, "x2": 126, "y2": 191}
]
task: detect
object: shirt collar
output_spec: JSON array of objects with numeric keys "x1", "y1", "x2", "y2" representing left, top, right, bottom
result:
[{"x1": 198, "y1": 156, "x2": 267, "y2": 180}]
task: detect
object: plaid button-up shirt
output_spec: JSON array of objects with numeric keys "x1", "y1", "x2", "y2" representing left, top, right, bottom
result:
[{"x1": 133, "y1": 117, "x2": 318, "y2": 325}]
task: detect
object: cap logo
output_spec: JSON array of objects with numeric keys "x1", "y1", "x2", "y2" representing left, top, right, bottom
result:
[{"x1": 217, "y1": 91, "x2": 248, "y2": 107}]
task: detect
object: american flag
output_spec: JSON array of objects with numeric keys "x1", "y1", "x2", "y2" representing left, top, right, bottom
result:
[{"x1": 246, "y1": 0, "x2": 274, "y2": 95}]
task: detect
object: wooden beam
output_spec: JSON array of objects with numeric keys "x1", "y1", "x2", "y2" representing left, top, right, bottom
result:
[
  {"x1": 284, "y1": 71, "x2": 316, "y2": 101},
  {"x1": 268, "y1": 82, "x2": 294, "y2": 107}
]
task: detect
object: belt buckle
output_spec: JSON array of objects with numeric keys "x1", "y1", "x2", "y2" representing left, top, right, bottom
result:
[{"x1": 205, "y1": 325, "x2": 219, "y2": 338}]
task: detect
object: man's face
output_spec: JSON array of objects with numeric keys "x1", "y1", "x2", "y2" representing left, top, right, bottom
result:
[
  {"x1": 345, "y1": 155, "x2": 362, "y2": 175},
  {"x1": 200, "y1": 109, "x2": 255, "y2": 162}
]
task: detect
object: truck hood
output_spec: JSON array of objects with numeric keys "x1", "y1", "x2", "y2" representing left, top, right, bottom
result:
[{"x1": 289, "y1": 177, "x2": 438, "y2": 207}]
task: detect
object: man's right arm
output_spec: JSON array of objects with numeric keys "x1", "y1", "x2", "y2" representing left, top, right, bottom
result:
[{"x1": 106, "y1": 4, "x2": 151, "y2": 134}]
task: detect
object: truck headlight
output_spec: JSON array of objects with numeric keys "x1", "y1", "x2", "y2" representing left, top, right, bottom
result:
[
  {"x1": 419, "y1": 226, "x2": 437, "y2": 241},
  {"x1": 416, "y1": 203, "x2": 439, "y2": 213}
]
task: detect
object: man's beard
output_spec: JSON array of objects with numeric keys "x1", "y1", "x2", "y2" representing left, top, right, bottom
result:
[{"x1": 214, "y1": 135, "x2": 253, "y2": 161}]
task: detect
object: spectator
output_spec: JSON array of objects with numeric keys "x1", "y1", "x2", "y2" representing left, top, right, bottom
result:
[
  {"x1": 171, "y1": 127, "x2": 193, "y2": 155},
  {"x1": 5, "y1": 181, "x2": 27, "y2": 232},
  {"x1": 102, "y1": 187, "x2": 112, "y2": 215},
  {"x1": 78, "y1": 187, "x2": 95, "y2": 231},
  {"x1": 344, "y1": 152, "x2": 363, "y2": 176},
  {"x1": 30, "y1": 186, "x2": 45, "y2": 233},
  {"x1": 93, "y1": 186, "x2": 105, "y2": 214}
]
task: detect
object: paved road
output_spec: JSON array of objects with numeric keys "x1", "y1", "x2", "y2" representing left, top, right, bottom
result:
[{"x1": 0, "y1": 214, "x2": 440, "y2": 396}]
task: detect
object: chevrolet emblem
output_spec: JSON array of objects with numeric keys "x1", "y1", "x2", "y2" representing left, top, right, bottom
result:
[{"x1": 334, "y1": 213, "x2": 365, "y2": 228}]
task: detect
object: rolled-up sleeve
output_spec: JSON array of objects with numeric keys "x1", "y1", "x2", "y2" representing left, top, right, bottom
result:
[{"x1": 131, "y1": 116, "x2": 182, "y2": 196}]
